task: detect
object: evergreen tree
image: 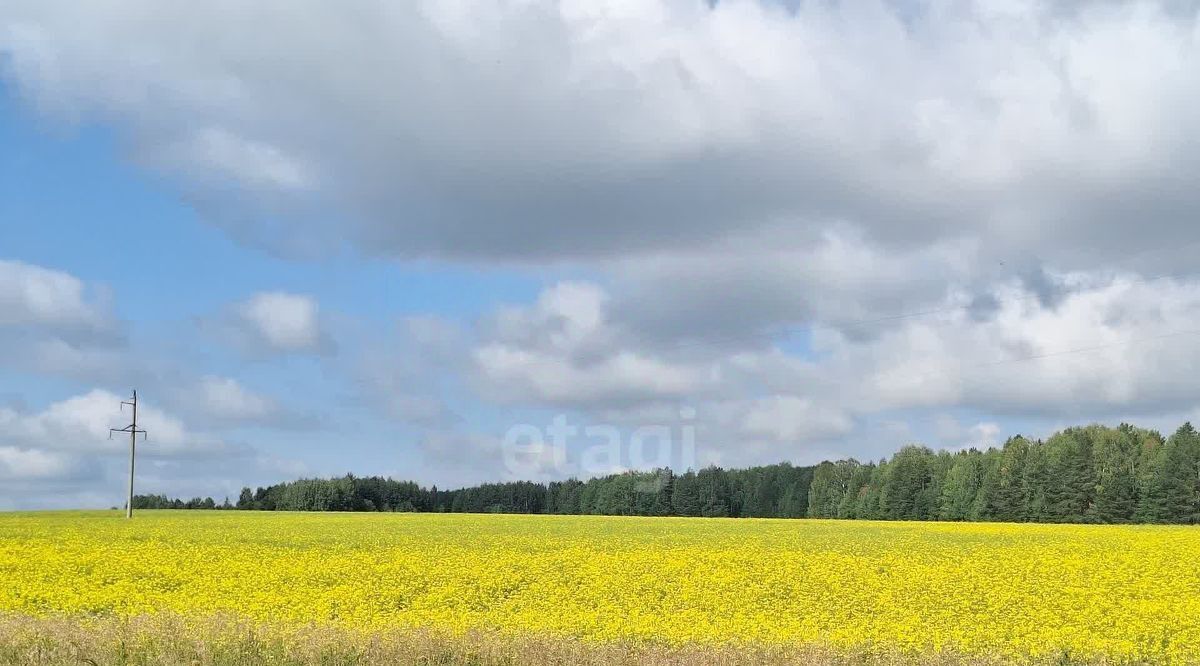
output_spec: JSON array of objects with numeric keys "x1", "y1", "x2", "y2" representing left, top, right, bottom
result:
[
  {"x1": 1091, "y1": 426, "x2": 1138, "y2": 523},
  {"x1": 1042, "y1": 430, "x2": 1095, "y2": 522},
  {"x1": 133, "y1": 420, "x2": 1200, "y2": 526},
  {"x1": 855, "y1": 462, "x2": 888, "y2": 519},
  {"x1": 880, "y1": 446, "x2": 934, "y2": 520},
  {"x1": 939, "y1": 452, "x2": 981, "y2": 521},
  {"x1": 1140, "y1": 424, "x2": 1200, "y2": 524},
  {"x1": 838, "y1": 463, "x2": 875, "y2": 519},
  {"x1": 697, "y1": 467, "x2": 731, "y2": 517},
  {"x1": 992, "y1": 436, "x2": 1029, "y2": 522},
  {"x1": 1022, "y1": 441, "x2": 1052, "y2": 522},
  {"x1": 237, "y1": 487, "x2": 255, "y2": 510},
  {"x1": 969, "y1": 449, "x2": 1002, "y2": 522},
  {"x1": 1134, "y1": 429, "x2": 1168, "y2": 522},
  {"x1": 1178, "y1": 424, "x2": 1200, "y2": 524},
  {"x1": 671, "y1": 470, "x2": 701, "y2": 517},
  {"x1": 650, "y1": 469, "x2": 675, "y2": 516},
  {"x1": 778, "y1": 484, "x2": 804, "y2": 518}
]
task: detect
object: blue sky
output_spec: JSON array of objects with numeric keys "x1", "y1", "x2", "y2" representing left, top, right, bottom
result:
[
  {"x1": 3, "y1": 1, "x2": 1200, "y2": 508},
  {"x1": 0, "y1": 87, "x2": 555, "y2": 502}
]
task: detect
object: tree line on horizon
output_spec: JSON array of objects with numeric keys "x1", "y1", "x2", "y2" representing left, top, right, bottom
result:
[
  {"x1": 134, "y1": 463, "x2": 817, "y2": 518},
  {"x1": 133, "y1": 421, "x2": 1200, "y2": 525},
  {"x1": 809, "y1": 422, "x2": 1200, "y2": 524}
]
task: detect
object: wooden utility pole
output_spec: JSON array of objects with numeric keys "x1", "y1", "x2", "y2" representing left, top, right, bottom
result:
[{"x1": 110, "y1": 390, "x2": 147, "y2": 519}]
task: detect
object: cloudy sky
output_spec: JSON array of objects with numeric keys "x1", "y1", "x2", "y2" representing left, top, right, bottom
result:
[{"x1": 3, "y1": 0, "x2": 1200, "y2": 508}]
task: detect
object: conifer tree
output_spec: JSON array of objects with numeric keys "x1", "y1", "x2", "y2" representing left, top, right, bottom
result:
[
  {"x1": 939, "y1": 453, "x2": 981, "y2": 521},
  {"x1": 1092, "y1": 427, "x2": 1138, "y2": 523},
  {"x1": 992, "y1": 436, "x2": 1029, "y2": 522}
]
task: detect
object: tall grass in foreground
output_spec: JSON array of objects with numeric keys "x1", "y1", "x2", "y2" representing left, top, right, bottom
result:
[{"x1": 0, "y1": 614, "x2": 1108, "y2": 666}]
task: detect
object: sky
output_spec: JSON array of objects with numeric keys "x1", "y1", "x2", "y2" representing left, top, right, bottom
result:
[{"x1": 3, "y1": 0, "x2": 1200, "y2": 509}]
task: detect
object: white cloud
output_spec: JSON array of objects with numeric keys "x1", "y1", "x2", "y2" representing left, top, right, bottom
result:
[
  {"x1": 475, "y1": 345, "x2": 709, "y2": 406},
  {"x1": 231, "y1": 291, "x2": 326, "y2": 355},
  {"x1": 737, "y1": 395, "x2": 853, "y2": 444},
  {"x1": 461, "y1": 269, "x2": 1200, "y2": 467},
  {"x1": 0, "y1": 259, "x2": 112, "y2": 331},
  {"x1": 0, "y1": 388, "x2": 264, "y2": 508},
  {"x1": 0, "y1": 446, "x2": 74, "y2": 480},
  {"x1": 933, "y1": 415, "x2": 1002, "y2": 451},
  {"x1": 474, "y1": 282, "x2": 714, "y2": 406},
  {"x1": 967, "y1": 422, "x2": 1002, "y2": 450},
  {"x1": 606, "y1": 226, "x2": 980, "y2": 348},
  {"x1": 0, "y1": 260, "x2": 128, "y2": 386},
  {"x1": 0, "y1": 389, "x2": 236, "y2": 458},
  {"x1": 4, "y1": 0, "x2": 1200, "y2": 483},
  {"x1": 0, "y1": 260, "x2": 110, "y2": 331},
  {"x1": 181, "y1": 375, "x2": 288, "y2": 426},
  {"x1": 2, "y1": 2, "x2": 1198, "y2": 264},
  {"x1": 853, "y1": 273, "x2": 1200, "y2": 415},
  {"x1": 155, "y1": 127, "x2": 309, "y2": 191}
]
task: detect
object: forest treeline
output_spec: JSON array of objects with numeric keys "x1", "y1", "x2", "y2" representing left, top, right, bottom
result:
[
  {"x1": 809, "y1": 422, "x2": 1200, "y2": 524},
  {"x1": 134, "y1": 422, "x2": 1200, "y2": 525},
  {"x1": 134, "y1": 463, "x2": 816, "y2": 518}
]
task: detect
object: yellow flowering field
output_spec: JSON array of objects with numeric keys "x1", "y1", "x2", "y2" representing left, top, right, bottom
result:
[{"x1": 1, "y1": 511, "x2": 1198, "y2": 664}]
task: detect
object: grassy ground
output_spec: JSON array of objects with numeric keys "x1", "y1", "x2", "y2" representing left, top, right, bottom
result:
[{"x1": 0, "y1": 614, "x2": 1036, "y2": 666}]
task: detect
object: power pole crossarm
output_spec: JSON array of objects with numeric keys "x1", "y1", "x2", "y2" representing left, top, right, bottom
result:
[{"x1": 109, "y1": 390, "x2": 148, "y2": 519}]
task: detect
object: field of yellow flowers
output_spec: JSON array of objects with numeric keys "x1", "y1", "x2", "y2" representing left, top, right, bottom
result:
[{"x1": 1, "y1": 511, "x2": 1198, "y2": 664}]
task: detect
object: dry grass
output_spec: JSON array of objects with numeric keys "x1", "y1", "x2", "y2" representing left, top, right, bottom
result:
[{"x1": 0, "y1": 614, "x2": 1127, "y2": 666}]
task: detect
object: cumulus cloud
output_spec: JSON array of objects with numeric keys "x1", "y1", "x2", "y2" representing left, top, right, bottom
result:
[
  {"x1": 2, "y1": 1, "x2": 1198, "y2": 265},
  {"x1": 465, "y1": 281, "x2": 857, "y2": 467},
  {"x1": 933, "y1": 415, "x2": 1003, "y2": 451},
  {"x1": 189, "y1": 376, "x2": 277, "y2": 421},
  {"x1": 0, "y1": 259, "x2": 113, "y2": 332},
  {"x1": 155, "y1": 127, "x2": 310, "y2": 191},
  {"x1": 223, "y1": 291, "x2": 330, "y2": 356},
  {"x1": 0, "y1": 446, "x2": 77, "y2": 481},
  {"x1": 473, "y1": 282, "x2": 715, "y2": 406},
  {"x1": 606, "y1": 226, "x2": 981, "y2": 349},
  {"x1": 847, "y1": 273, "x2": 1200, "y2": 415},
  {"x1": 0, "y1": 389, "x2": 240, "y2": 458},
  {"x1": 168, "y1": 375, "x2": 315, "y2": 429},
  {"x1": 735, "y1": 395, "x2": 853, "y2": 444},
  {"x1": 0, "y1": 389, "x2": 270, "y2": 508},
  {"x1": 4, "y1": 0, "x2": 1200, "y2": 485},
  {"x1": 0, "y1": 260, "x2": 126, "y2": 382},
  {"x1": 458, "y1": 270, "x2": 1200, "y2": 468}
]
